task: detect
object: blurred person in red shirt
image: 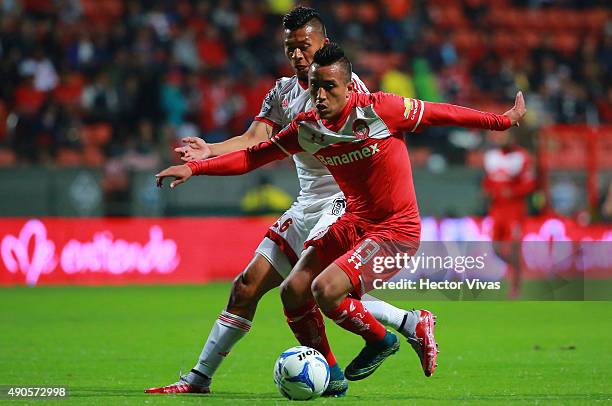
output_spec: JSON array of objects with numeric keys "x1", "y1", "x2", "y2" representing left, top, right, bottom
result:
[
  {"x1": 197, "y1": 26, "x2": 228, "y2": 69},
  {"x1": 482, "y1": 131, "x2": 536, "y2": 299}
]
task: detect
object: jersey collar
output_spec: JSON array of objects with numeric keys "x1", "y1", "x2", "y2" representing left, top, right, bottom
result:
[
  {"x1": 298, "y1": 78, "x2": 308, "y2": 90},
  {"x1": 320, "y1": 93, "x2": 356, "y2": 132}
]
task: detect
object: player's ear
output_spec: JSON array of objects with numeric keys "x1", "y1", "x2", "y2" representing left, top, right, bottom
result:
[
  {"x1": 323, "y1": 37, "x2": 330, "y2": 45},
  {"x1": 346, "y1": 81, "x2": 354, "y2": 98}
]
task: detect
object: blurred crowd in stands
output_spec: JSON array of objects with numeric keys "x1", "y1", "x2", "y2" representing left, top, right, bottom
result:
[{"x1": 0, "y1": 0, "x2": 610, "y2": 171}]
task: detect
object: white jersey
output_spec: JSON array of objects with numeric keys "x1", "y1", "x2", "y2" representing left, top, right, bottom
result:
[{"x1": 254, "y1": 73, "x2": 369, "y2": 205}]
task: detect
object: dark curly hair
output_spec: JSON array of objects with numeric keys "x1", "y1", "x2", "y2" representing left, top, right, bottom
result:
[
  {"x1": 312, "y1": 42, "x2": 352, "y2": 83},
  {"x1": 282, "y1": 6, "x2": 326, "y2": 36}
]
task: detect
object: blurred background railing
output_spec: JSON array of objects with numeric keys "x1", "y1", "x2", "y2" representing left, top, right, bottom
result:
[{"x1": 0, "y1": 165, "x2": 491, "y2": 217}]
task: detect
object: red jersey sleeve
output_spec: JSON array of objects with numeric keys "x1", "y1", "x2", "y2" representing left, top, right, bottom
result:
[
  {"x1": 372, "y1": 93, "x2": 512, "y2": 133},
  {"x1": 187, "y1": 120, "x2": 302, "y2": 176},
  {"x1": 370, "y1": 93, "x2": 425, "y2": 133}
]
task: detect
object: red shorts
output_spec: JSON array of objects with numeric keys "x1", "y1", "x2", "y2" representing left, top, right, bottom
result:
[
  {"x1": 305, "y1": 214, "x2": 420, "y2": 297},
  {"x1": 491, "y1": 217, "x2": 523, "y2": 241}
]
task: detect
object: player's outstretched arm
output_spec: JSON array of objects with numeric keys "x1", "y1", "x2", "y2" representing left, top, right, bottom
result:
[
  {"x1": 174, "y1": 121, "x2": 276, "y2": 161},
  {"x1": 420, "y1": 91, "x2": 526, "y2": 131},
  {"x1": 157, "y1": 145, "x2": 275, "y2": 189},
  {"x1": 157, "y1": 125, "x2": 301, "y2": 189}
]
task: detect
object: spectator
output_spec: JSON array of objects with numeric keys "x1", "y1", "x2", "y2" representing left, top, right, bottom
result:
[
  {"x1": 161, "y1": 71, "x2": 187, "y2": 128},
  {"x1": 172, "y1": 28, "x2": 200, "y2": 71},
  {"x1": 18, "y1": 48, "x2": 58, "y2": 92},
  {"x1": 81, "y1": 71, "x2": 118, "y2": 121}
]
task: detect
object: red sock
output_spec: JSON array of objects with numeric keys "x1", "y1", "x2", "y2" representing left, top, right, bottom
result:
[
  {"x1": 284, "y1": 299, "x2": 337, "y2": 366},
  {"x1": 323, "y1": 297, "x2": 387, "y2": 342}
]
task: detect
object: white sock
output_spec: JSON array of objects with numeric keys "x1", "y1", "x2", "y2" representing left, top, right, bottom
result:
[
  {"x1": 187, "y1": 310, "x2": 252, "y2": 385},
  {"x1": 362, "y1": 294, "x2": 418, "y2": 337}
]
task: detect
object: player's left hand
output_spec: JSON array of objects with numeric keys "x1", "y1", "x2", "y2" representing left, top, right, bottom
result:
[
  {"x1": 174, "y1": 137, "x2": 212, "y2": 162},
  {"x1": 503, "y1": 91, "x2": 526, "y2": 127},
  {"x1": 155, "y1": 165, "x2": 193, "y2": 189}
]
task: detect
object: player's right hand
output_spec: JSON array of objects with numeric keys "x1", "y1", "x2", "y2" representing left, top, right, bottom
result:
[
  {"x1": 156, "y1": 164, "x2": 193, "y2": 189},
  {"x1": 174, "y1": 137, "x2": 212, "y2": 161}
]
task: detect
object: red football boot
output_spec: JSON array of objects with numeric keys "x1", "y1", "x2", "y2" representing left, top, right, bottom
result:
[
  {"x1": 407, "y1": 310, "x2": 439, "y2": 377},
  {"x1": 145, "y1": 375, "x2": 210, "y2": 394}
]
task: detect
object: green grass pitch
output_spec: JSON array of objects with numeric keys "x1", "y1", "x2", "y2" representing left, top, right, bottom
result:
[{"x1": 1, "y1": 284, "x2": 610, "y2": 405}]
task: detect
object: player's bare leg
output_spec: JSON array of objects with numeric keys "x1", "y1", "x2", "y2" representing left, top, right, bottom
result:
[
  {"x1": 225, "y1": 254, "x2": 284, "y2": 320},
  {"x1": 145, "y1": 254, "x2": 282, "y2": 394},
  {"x1": 310, "y1": 263, "x2": 400, "y2": 381}
]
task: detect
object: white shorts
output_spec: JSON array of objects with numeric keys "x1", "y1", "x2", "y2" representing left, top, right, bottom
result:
[{"x1": 255, "y1": 193, "x2": 346, "y2": 278}]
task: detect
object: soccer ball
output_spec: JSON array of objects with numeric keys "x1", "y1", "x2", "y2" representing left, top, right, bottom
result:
[{"x1": 274, "y1": 346, "x2": 330, "y2": 400}]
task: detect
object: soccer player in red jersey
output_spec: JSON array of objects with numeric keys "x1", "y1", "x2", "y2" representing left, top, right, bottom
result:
[
  {"x1": 482, "y1": 131, "x2": 536, "y2": 298},
  {"x1": 157, "y1": 43, "x2": 526, "y2": 380}
]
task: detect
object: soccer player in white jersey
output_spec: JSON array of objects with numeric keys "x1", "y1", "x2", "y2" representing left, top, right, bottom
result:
[{"x1": 146, "y1": 7, "x2": 425, "y2": 397}]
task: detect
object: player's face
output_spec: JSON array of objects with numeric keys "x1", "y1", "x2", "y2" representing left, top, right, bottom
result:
[
  {"x1": 284, "y1": 25, "x2": 328, "y2": 82},
  {"x1": 309, "y1": 63, "x2": 353, "y2": 119}
]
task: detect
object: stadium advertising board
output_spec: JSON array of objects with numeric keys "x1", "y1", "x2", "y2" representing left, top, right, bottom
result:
[{"x1": 0, "y1": 217, "x2": 610, "y2": 287}]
